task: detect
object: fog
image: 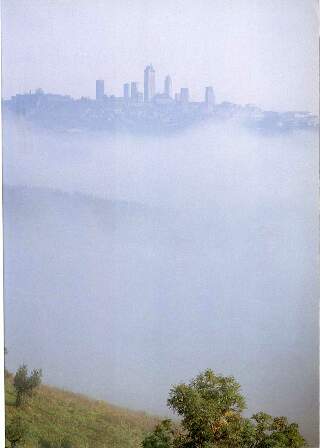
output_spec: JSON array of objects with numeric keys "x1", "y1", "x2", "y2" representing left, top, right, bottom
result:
[{"x1": 3, "y1": 116, "x2": 318, "y2": 445}]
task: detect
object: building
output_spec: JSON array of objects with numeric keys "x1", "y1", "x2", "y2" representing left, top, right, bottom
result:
[
  {"x1": 131, "y1": 82, "x2": 139, "y2": 101},
  {"x1": 96, "y1": 80, "x2": 104, "y2": 101},
  {"x1": 144, "y1": 64, "x2": 155, "y2": 102},
  {"x1": 180, "y1": 88, "x2": 189, "y2": 104},
  {"x1": 123, "y1": 83, "x2": 130, "y2": 100},
  {"x1": 205, "y1": 86, "x2": 215, "y2": 107},
  {"x1": 153, "y1": 93, "x2": 174, "y2": 105},
  {"x1": 137, "y1": 92, "x2": 143, "y2": 102},
  {"x1": 164, "y1": 75, "x2": 172, "y2": 98},
  {"x1": 174, "y1": 93, "x2": 180, "y2": 102}
]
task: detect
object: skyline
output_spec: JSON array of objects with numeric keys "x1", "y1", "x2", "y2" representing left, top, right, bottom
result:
[
  {"x1": 4, "y1": 60, "x2": 318, "y2": 135},
  {"x1": 2, "y1": 0, "x2": 318, "y2": 114},
  {"x1": 96, "y1": 63, "x2": 212, "y2": 104}
]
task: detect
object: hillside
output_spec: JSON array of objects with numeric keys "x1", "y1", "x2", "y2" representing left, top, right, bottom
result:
[{"x1": 5, "y1": 374, "x2": 160, "y2": 447}]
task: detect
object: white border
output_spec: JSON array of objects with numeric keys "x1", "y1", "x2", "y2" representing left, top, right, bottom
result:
[{"x1": 0, "y1": 0, "x2": 5, "y2": 443}]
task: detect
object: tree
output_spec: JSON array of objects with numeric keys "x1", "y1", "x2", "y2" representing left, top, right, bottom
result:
[
  {"x1": 142, "y1": 369, "x2": 307, "y2": 448},
  {"x1": 142, "y1": 419, "x2": 175, "y2": 448},
  {"x1": 251, "y1": 412, "x2": 307, "y2": 448},
  {"x1": 13, "y1": 364, "x2": 42, "y2": 406},
  {"x1": 5, "y1": 416, "x2": 28, "y2": 447},
  {"x1": 167, "y1": 369, "x2": 246, "y2": 447}
]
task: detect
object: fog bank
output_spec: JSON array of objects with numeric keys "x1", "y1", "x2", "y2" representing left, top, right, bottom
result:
[{"x1": 3, "y1": 116, "x2": 318, "y2": 445}]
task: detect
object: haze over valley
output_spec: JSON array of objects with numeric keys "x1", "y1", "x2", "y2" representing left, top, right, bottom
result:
[{"x1": 3, "y1": 115, "x2": 318, "y2": 445}]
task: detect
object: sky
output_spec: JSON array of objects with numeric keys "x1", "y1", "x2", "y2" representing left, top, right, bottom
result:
[{"x1": 1, "y1": 0, "x2": 319, "y2": 113}]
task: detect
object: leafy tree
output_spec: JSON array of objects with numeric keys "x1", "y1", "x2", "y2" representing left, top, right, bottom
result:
[
  {"x1": 142, "y1": 419, "x2": 175, "y2": 448},
  {"x1": 251, "y1": 412, "x2": 307, "y2": 448},
  {"x1": 5, "y1": 416, "x2": 28, "y2": 447},
  {"x1": 142, "y1": 369, "x2": 307, "y2": 448},
  {"x1": 167, "y1": 369, "x2": 246, "y2": 447},
  {"x1": 13, "y1": 364, "x2": 42, "y2": 406}
]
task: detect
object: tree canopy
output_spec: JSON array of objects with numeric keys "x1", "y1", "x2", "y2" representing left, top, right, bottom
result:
[
  {"x1": 142, "y1": 369, "x2": 307, "y2": 448},
  {"x1": 13, "y1": 364, "x2": 42, "y2": 406},
  {"x1": 142, "y1": 419, "x2": 175, "y2": 448}
]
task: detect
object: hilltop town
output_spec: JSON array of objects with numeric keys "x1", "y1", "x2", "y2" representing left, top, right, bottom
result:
[{"x1": 3, "y1": 64, "x2": 318, "y2": 134}]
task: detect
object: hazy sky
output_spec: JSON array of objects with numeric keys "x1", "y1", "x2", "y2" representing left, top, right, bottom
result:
[{"x1": 2, "y1": 0, "x2": 318, "y2": 113}]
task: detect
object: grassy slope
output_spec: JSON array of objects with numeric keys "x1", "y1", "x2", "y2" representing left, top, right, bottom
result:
[{"x1": 5, "y1": 375, "x2": 160, "y2": 447}]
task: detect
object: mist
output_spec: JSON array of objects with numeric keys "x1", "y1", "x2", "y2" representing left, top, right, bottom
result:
[{"x1": 3, "y1": 116, "x2": 318, "y2": 445}]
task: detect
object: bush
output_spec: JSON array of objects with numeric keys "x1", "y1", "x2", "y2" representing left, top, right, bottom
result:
[
  {"x1": 13, "y1": 364, "x2": 42, "y2": 406},
  {"x1": 5, "y1": 415, "x2": 28, "y2": 447}
]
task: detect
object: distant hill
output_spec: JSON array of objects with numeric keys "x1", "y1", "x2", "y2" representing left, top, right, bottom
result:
[{"x1": 5, "y1": 373, "x2": 160, "y2": 448}]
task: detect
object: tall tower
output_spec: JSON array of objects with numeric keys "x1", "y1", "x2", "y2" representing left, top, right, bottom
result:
[
  {"x1": 205, "y1": 86, "x2": 215, "y2": 107},
  {"x1": 96, "y1": 80, "x2": 104, "y2": 100},
  {"x1": 123, "y1": 83, "x2": 130, "y2": 100},
  {"x1": 180, "y1": 88, "x2": 189, "y2": 104},
  {"x1": 131, "y1": 82, "x2": 139, "y2": 101},
  {"x1": 164, "y1": 75, "x2": 172, "y2": 98},
  {"x1": 144, "y1": 64, "x2": 155, "y2": 102}
]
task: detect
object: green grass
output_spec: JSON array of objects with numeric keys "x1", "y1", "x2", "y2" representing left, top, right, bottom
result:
[{"x1": 5, "y1": 374, "x2": 160, "y2": 447}]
